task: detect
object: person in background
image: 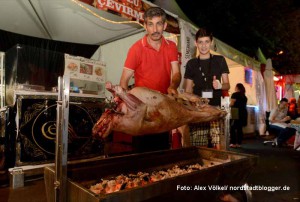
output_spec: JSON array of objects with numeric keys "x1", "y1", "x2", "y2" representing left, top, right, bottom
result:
[
  {"x1": 183, "y1": 28, "x2": 230, "y2": 149},
  {"x1": 119, "y1": 7, "x2": 181, "y2": 152},
  {"x1": 288, "y1": 97, "x2": 298, "y2": 120},
  {"x1": 269, "y1": 98, "x2": 290, "y2": 129},
  {"x1": 268, "y1": 98, "x2": 290, "y2": 144},
  {"x1": 229, "y1": 83, "x2": 248, "y2": 148},
  {"x1": 268, "y1": 98, "x2": 296, "y2": 147}
]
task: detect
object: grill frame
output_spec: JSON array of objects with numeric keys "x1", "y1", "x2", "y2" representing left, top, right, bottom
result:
[{"x1": 44, "y1": 147, "x2": 258, "y2": 202}]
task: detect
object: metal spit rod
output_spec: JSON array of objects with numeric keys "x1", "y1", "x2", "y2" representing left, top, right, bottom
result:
[
  {"x1": 224, "y1": 105, "x2": 230, "y2": 150},
  {"x1": 220, "y1": 97, "x2": 230, "y2": 150},
  {"x1": 0, "y1": 52, "x2": 4, "y2": 108},
  {"x1": 54, "y1": 75, "x2": 70, "y2": 202}
]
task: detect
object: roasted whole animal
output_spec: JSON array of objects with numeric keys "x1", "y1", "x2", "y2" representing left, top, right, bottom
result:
[{"x1": 92, "y1": 82, "x2": 226, "y2": 138}]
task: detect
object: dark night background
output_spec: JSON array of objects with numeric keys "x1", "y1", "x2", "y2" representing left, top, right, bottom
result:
[{"x1": 173, "y1": 0, "x2": 300, "y2": 75}]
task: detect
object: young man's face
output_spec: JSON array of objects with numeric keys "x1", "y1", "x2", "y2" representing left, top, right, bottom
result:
[
  {"x1": 195, "y1": 36, "x2": 212, "y2": 56},
  {"x1": 279, "y1": 101, "x2": 288, "y2": 109},
  {"x1": 144, "y1": 16, "x2": 167, "y2": 41}
]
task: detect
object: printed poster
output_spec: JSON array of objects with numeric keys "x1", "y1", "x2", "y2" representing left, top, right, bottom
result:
[
  {"x1": 64, "y1": 54, "x2": 106, "y2": 96},
  {"x1": 179, "y1": 19, "x2": 197, "y2": 89},
  {"x1": 65, "y1": 54, "x2": 106, "y2": 83}
]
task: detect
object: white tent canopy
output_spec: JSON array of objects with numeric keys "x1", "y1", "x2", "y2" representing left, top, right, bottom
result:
[{"x1": 0, "y1": 0, "x2": 144, "y2": 45}]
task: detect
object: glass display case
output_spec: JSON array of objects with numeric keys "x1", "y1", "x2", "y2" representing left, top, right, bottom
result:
[
  {"x1": 4, "y1": 45, "x2": 105, "y2": 106},
  {"x1": 2, "y1": 45, "x2": 107, "y2": 167},
  {"x1": 5, "y1": 44, "x2": 64, "y2": 105}
]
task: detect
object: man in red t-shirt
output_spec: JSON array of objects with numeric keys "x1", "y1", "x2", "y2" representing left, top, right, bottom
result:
[{"x1": 118, "y1": 7, "x2": 181, "y2": 152}]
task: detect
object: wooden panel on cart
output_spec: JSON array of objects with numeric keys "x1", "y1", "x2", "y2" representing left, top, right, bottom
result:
[{"x1": 44, "y1": 147, "x2": 258, "y2": 202}]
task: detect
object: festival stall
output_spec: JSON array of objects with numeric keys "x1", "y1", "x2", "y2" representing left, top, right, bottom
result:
[{"x1": 0, "y1": 0, "x2": 259, "y2": 201}]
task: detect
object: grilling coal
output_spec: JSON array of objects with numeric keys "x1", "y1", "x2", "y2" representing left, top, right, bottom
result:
[{"x1": 90, "y1": 162, "x2": 218, "y2": 194}]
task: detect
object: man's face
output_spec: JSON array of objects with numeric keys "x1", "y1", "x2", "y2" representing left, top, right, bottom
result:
[
  {"x1": 195, "y1": 36, "x2": 212, "y2": 56},
  {"x1": 279, "y1": 101, "x2": 288, "y2": 109},
  {"x1": 144, "y1": 16, "x2": 167, "y2": 41}
]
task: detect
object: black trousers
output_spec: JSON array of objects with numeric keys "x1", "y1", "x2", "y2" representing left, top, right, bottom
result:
[
  {"x1": 277, "y1": 127, "x2": 296, "y2": 146},
  {"x1": 230, "y1": 119, "x2": 243, "y2": 145}
]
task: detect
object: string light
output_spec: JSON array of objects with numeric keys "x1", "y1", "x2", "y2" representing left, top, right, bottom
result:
[
  {"x1": 70, "y1": 0, "x2": 178, "y2": 45},
  {"x1": 71, "y1": 0, "x2": 144, "y2": 27},
  {"x1": 278, "y1": 50, "x2": 284, "y2": 55}
]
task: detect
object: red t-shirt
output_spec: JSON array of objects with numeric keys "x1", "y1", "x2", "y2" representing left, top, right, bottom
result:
[{"x1": 124, "y1": 35, "x2": 178, "y2": 94}]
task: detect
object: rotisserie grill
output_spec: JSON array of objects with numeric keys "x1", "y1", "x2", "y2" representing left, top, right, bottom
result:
[{"x1": 44, "y1": 147, "x2": 258, "y2": 202}]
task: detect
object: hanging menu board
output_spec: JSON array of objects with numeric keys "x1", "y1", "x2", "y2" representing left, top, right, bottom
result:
[{"x1": 64, "y1": 54, "x2": 106, "y2": 97}]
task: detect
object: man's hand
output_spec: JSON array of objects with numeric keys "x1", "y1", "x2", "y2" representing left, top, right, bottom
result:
[
  {"x1": 167, "y1": 86, "x2": 178, "y2": 95},
  {"x1": 212, "y1": 75, "x2": 222, "y2": 89},
  {"x1": 283, "y1": 116, "x2": 291, "y2": 122}
]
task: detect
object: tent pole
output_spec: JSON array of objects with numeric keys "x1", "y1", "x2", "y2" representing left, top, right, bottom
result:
[
  {"x1": 28, "y1": 0, "x2": 53, "y2": 39},
  {"x1": 54, "y1": 75, "x2": 70, "y2": 202}
]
